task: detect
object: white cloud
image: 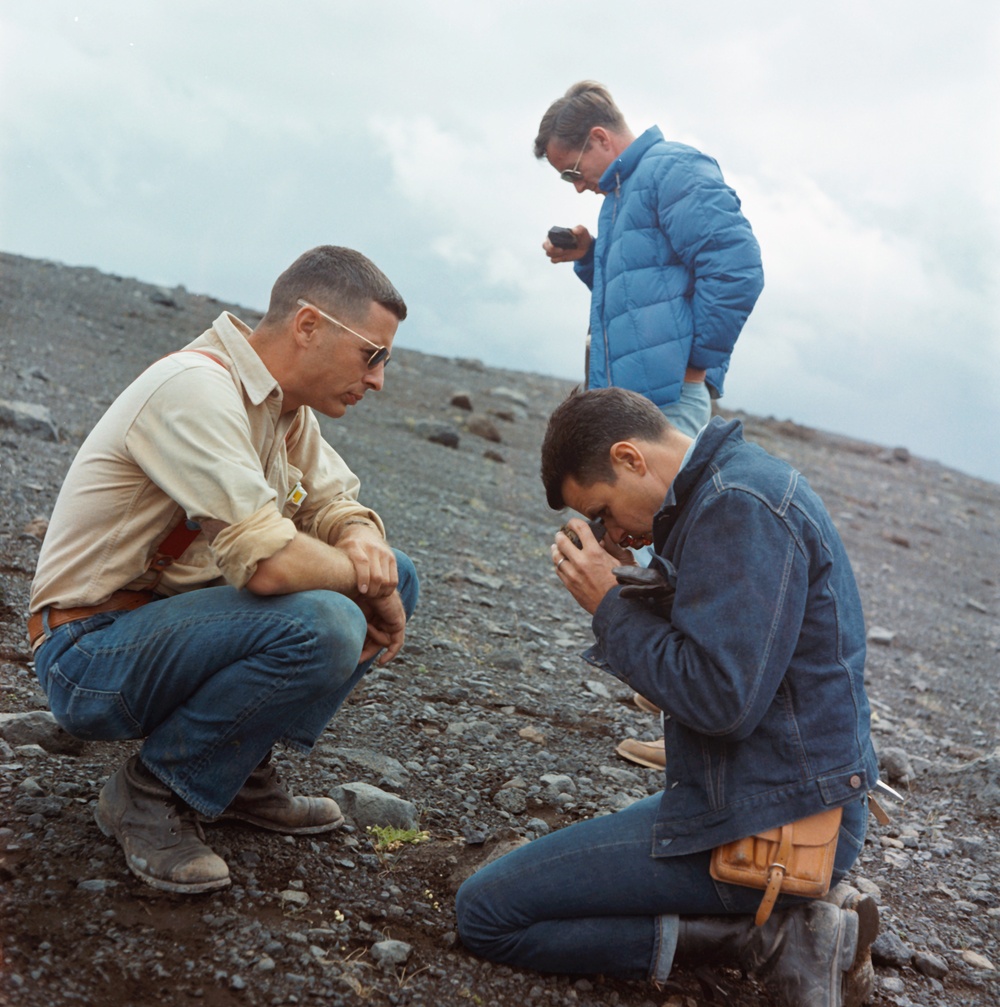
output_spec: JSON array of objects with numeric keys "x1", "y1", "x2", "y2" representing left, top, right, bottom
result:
[{"x1": 0, "y1": 0, "x2": 997, "y2": 481}]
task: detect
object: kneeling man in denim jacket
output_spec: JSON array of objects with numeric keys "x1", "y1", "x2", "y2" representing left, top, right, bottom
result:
[{"x1": 457, "y1": 387, "x2": 879, "y2": 1007}]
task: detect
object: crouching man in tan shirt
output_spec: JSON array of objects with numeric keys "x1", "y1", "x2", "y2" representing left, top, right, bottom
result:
[{"x1": 28, "y1": 245, "x2": 419, "y2": 894}]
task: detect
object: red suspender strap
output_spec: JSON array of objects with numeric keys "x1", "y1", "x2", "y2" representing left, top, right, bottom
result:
[
  {"x1": 151, "y1": 520, "x2": 204, "y2": 571},
  {"x1": 151, "y1": 350, "x2": 230, "y2": 572}
]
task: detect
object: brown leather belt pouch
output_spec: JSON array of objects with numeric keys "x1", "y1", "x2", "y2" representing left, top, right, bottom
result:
[{"x1": 709, "y1": 805, "x2": 843, "y2": 926}]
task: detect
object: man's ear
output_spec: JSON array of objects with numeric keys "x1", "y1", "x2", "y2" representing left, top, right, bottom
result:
[
  {"x1": 590, "y1": 126, "x2": 612, "y2": 151},
  {"x1": 292, "y1": 304, "x2": 321, "y2": 347},
  {"x1": 609, "y1": 440, "x2": 647, "y2": 476}
]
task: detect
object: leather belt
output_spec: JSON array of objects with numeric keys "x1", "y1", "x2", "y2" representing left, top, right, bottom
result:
[{"x1": 28, "y1": 590, "x2": 160, "y2": 650}]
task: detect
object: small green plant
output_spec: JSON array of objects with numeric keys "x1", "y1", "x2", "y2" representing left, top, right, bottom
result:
[{"x1": 366, "y1": 825, "x2": 430, "y2": 853}]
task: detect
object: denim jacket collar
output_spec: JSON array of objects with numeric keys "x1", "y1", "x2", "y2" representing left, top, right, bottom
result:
[{"x1": 654, "y1": 417, "x2": 742, "y2": 549}]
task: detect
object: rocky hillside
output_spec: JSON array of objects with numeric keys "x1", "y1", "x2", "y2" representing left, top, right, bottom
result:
[{"x1": 1, "y1": 251, "x2": 998, "y2": 1006}]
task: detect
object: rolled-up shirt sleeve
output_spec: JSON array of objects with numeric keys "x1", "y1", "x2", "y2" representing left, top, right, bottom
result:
[
  {"x1": 209, "y1": 504, "x2": 297, "y2": 587},
  {"x1": 284, "y1": 408, "x2": 386, "y2": 543}
]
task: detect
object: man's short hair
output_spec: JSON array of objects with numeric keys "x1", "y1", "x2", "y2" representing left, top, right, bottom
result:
[
  {"x1": 264, "y1": 245, "x2": 407, "y2": 326},
  {"x1": 533, "y1": 80, "x2": 628, "y2": 159},
  {"x1": 540, "y1": 387, "x2": 669, "y2": 509}
]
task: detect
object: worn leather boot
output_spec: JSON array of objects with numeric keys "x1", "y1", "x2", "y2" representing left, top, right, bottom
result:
[
  {"x1": 823, "y1": 882, "x2": 879, "y2": 1007},
  {"x1": 675, "y1": 901, "x2": 859, "y2": 1007},
  {"x1": 208, "y1": 753, "x2": 344, "y2": 834},
  {"x1": 94, "y1": 755, "x2": 231, "y2": 894}
]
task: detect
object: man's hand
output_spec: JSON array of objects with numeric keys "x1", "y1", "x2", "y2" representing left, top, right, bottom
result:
[
  {"x1": 542, "y1": 225, "x2": 592, "y2": 264},
  {"x1": 356, "y1": 591, "x2": 407, "y2": 665},
  {"x1": 336, "y1": 522, "x2": 398, "y2": 598},
  {"x1": 551, "y1": 517, "x2": 620, "y2": 615}
]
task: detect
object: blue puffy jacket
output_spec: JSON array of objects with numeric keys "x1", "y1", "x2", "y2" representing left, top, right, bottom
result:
[{"x1": 575, "y1": 127, "x2": 764, "y2": 403}]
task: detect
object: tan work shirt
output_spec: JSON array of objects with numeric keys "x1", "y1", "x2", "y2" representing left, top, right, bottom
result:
[{"x1": 30, "y1": 312, "x2": 383, "y2": 613}]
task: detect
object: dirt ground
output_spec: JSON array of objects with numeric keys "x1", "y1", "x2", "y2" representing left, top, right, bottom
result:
[{"x1": 1, "y1": 252, "x2": 998, "y2": 1006}]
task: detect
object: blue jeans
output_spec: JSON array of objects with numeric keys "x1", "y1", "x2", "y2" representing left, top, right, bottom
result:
[
  {"x1": 33, "y1": 550, "x2": 418, "y2": 817},
  {"x1": 660, "y1": 380, "x2": 711, "y2": 437},
  {"x1": 456, "y1": 793, "x2": 867, "y2": 982}
]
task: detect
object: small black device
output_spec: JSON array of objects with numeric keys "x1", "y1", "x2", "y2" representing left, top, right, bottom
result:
[
  {"x1": 547, "y1": 226, "x2": 578, "y2": 250},
  {"x1": 560, "y1": 518, "x2": 607, "y2": 549}
]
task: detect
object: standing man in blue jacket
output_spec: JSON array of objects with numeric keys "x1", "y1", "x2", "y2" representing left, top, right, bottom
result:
[
  {"x1": 536, "y1": 79, "x2": 763, "y2": 436},
  {"x1": 535, "y1": 80, "x2": 764, "y2": 769}
]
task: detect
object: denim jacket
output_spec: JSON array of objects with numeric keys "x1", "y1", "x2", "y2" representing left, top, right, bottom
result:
[{"x1": 585, "y1": 418, "x2": 878, "y2": 857}]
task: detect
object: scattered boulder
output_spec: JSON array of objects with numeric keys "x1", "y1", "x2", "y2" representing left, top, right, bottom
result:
[
  {"x1": 370, "y1": 939, "x2": 412, "y2": 968},
  {"x1": 465, "y1": 415, "x2": 501, "y2": 443},
  {"x1": 0, "y1": 712, "x2": 85, "y2": 755},
  {"x1": 409, "y1": 419, "x2": 460, "y2": 448},
  {"x1": 877, "y1": 746, "x2": 915, "y2": 787},
  {"x1": 871, "y1": 929, "x2": 913, "y2": 968},
  {"x1": 927, "y1": 746, "x2": 1000, "y2": 816},
  {"x1": 328, "y1": 782, "x2": 419, "y2": 831},
  {"x1": 490, "y1": 386, "x2": 529, "y2": 408},
  {"x1": 0, "y1": 398, "x2": 59, "y2": 441},
  {"x1": 492, "y1": 788, "x2": 526, "y2": 814},
  {"x1": 866, "y1": 626, "x2": 896, "y2": 646}
]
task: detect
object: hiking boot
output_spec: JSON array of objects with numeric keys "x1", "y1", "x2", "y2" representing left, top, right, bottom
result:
[
  {"x1": 823, "y1": 882, "x2": 879, "y2": 1006},
  {"x1": 207, "y1": 753, "x2": 344, "y2": 835},
  {"x1": 676, "y1": 900, "x2": 859, "y2": 1007},
  {"x1": 615, "y1": 737, "x2": 666, "y2": 770},
  {"x1": 94, "y1": 755, "x2": 230, "y2": 894}
]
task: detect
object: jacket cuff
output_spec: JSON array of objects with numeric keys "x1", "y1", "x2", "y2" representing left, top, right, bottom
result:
[{"x1": 591, "y1": 584, "x2": 626, "y2": 642}]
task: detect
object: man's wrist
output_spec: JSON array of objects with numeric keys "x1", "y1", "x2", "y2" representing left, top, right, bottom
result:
[{"x1": 341, "y1": 517, "x2": 379, "y2": 533}]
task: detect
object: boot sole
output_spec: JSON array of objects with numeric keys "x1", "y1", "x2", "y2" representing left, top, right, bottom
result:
[
  {"x1": 94, "y1": 804, "x2": 232, "y2": 895},
  {"x1": 203, "y1": 809, "x2": 346, "y2": 835}
]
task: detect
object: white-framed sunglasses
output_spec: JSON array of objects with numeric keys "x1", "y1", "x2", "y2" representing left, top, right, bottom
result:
[
  {"x1": 560, "y1": 135, "x2": 590, "y2": 182},
  {"x1": 296, "y1": 298, "x2": 391, "y2": 368}
]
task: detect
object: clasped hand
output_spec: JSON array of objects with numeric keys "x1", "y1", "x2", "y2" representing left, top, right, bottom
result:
[{"x1": 337, "y1": 523, "x2": 398, "y2": 598}]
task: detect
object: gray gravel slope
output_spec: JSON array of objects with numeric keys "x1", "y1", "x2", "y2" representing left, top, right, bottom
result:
[{"x1": 1, "y1": 251, "x2": 998, "y2": 1006}]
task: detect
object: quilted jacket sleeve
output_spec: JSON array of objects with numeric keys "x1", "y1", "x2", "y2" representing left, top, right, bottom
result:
[{"x1": 656, "y1": 150, "x2": 764, "y2": 373}]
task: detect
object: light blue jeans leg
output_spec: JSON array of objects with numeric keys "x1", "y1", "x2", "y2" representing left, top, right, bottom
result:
[
  {"x1": 660, "y1": 380, "x2": 712, "y2": 437},
  {"x1": 34, "y1": 550, "x2": 418, "y2": 816}
]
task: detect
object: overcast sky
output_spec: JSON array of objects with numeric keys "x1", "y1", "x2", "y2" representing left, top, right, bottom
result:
[{"x1": 2, "y1": 2, "x2": 998, "y2": 483}]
